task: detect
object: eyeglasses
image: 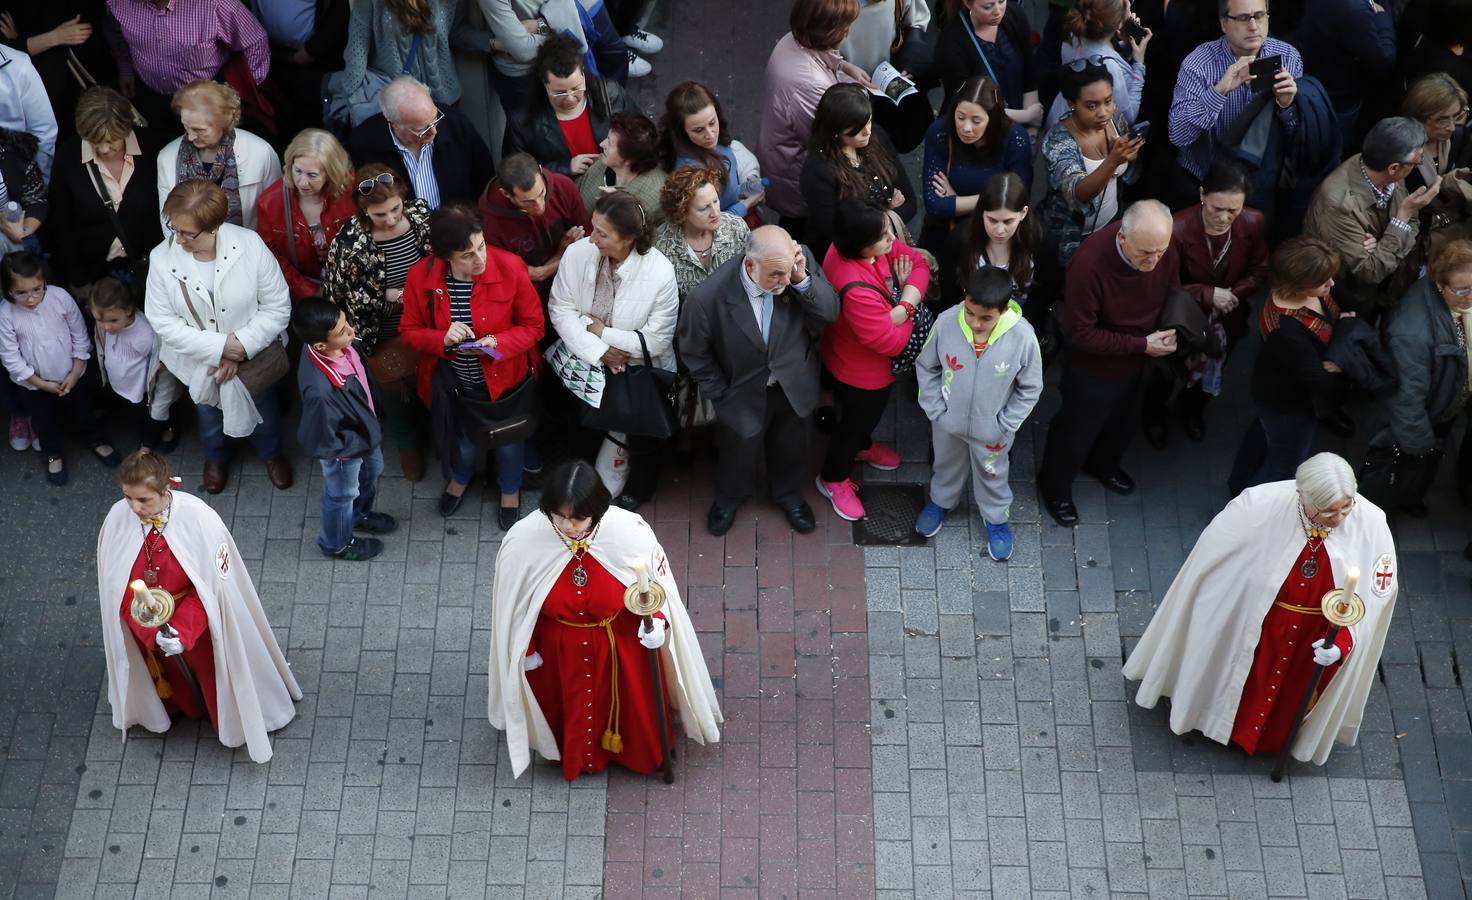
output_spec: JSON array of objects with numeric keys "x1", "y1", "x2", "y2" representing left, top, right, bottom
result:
[
  {"x1": 165, "y1": 222, "x2": 201, "y2": 241},
  {"x1": 1431, "y1": 109, "x2": 1470, "y2": 127},
  {"x1": 1221, "y1": 10, "x2": 1269, "y2": 22},
  {"x1": 1443, "y1": 284, "x2": 1472, "y2": 298},
  {"x1": 548, "y1": 85, "x2": 587, "y2": 100},
  {"x1": 11, "y1": 287, "x2": 45, "y2": 300},
  {"x1": 1063, "y1": 54, "x2": 1108, "y2": 72},
  {"x1": 357, "y1": 172, "x2": 396, "y2": 195},
  {"x1": 401, "y1": 111, "x2": 444, "y2": 138}
]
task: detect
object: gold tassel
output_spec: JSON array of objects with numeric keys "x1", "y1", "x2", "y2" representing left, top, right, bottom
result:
[
  {"x1": 144, "y1": 649, "x2": 173, "y2": 699},
  {"x1": 602, "y1": 729, "x2": 624, "y2": 753}
]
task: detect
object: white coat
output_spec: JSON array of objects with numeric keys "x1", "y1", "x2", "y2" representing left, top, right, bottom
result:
[
  {"x1": 144, "y1": 223, "x2": 290, "y2": 437},
  {"x1": 548, "y1": 238, "x2": 680, "y2": 371},
  {"x1": 487, "y1": 507, "x2": 722, "y2": 777},
  {"x1": 96, "y1": 491, "x2": 301, "y2": 762},
  {"x1": 156, "y1": 128, "x2": 281, "y2": 231},
  {"x1": 1122, "y1": 481, "x2": 1398, "y2": 765}
]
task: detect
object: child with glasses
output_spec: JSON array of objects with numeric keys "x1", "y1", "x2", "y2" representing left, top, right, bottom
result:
[{"x1": 0, "y1": 251, "x2": 120, "y2": 485}]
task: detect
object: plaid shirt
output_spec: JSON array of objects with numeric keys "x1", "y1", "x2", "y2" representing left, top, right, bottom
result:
[
  {"x1": 104, "y1": 0, "x2": 270, "y2": 94},
  {"x1": 1168, "y1": 36, "x2": 1303, "y2": 180}
]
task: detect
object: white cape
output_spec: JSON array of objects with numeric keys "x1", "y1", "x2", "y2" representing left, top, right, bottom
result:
[
  {"x1": 487, "y1": 507, "x2": 722, "y2": 777},
  {"x1": 96, "y1": 491, "x2": 302, "y2": 762},
  {"x1": 1122, "y1": 481, "x2": 1398, "y2": 764}
]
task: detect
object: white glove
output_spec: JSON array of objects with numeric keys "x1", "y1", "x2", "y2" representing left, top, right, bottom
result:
[
  {"x1": 638, "y1": 617, "x2": 667, "y2": 650},
  {"x1": 524, "y1": 651, "x2": 543, "y2": 671},
  {"x1": 155, "y1": 630, "x2": 184, "y2": 657},
  {"x1": 1311, "y1": 639, "x2": 1342, "y2": 666}
]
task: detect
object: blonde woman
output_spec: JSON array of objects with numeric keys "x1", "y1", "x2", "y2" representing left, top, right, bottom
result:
[
  {"x1": 156, "y1": 81, "x2": 281, "y2": 231},
  {"x1": 254, "y1": 129, "x2": 359, "y2": 300}
]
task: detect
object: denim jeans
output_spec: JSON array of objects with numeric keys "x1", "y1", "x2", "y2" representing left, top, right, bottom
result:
[
  {"x1": 195, "y1": 388, "x2": 285, "y2": 463},
  {"x1": 1227, "y1": 408, "x2": 1317, "y2": 496},
  {"x1": 448, "y1": 428, "x2": 526, "y2": 495},
  {"x1": 318, "y1": 447, "x2": 384, "y2": 554}
]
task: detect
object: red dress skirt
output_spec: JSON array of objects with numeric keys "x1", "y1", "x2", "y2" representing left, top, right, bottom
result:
[
  {"x1": 526, "y1": 555, "x2": 672, "y2": 781},
  {"x1": 1230, "y1": 539, "x2": 1353, "y2": 755},
  {"x1": 120, "y1": 531, "x2": 219, "y2": 729}
]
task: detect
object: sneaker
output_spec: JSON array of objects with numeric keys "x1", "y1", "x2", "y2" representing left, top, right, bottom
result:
[
  {"x1": 622, "y1": 28, "x2": 663, "y2": 54},
  {"x1": 627, "y1": 50, "x2": 652, "y2": 78},
  {"x1": 815, "y1": 476, "x2": 865, "y2": 521},
  {"x1": 985, "y1": 521, "x2": 1013, "y2": 561},
  {"x1": 331, "y1": 536, "x2": 384, "y2": 561},
  {"x1": 354, "y1": 511, "x2": 398, "y2": 535},
  {"x1": 856, "y1": 443, "x2": 901, "y2": 471},
  {"x1": 8, "y1": 416, "x2": 32, "y2": 451},
  {"x1": 915, "y1": 501, "x2": 948, "y2": 538}
]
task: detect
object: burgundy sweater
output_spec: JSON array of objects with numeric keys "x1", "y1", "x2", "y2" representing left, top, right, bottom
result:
[{"x1": 1062, "y1": 221, "x2": 1181, "y2": 378}]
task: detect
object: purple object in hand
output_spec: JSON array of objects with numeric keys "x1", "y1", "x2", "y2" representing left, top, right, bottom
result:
[{"x1": 458, "y1": 342, "x2": 504, "y2": 360}]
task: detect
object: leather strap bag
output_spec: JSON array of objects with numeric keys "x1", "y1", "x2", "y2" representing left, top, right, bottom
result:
[
  {"x1": 86, "y1": 161, "x2": 150, "y2": 294},
  {"x1": 280, "y1": 179, "x2": 323, "y2": 291},
  {"x1": 176, "y1": 281, "x2": 289, "y2": 394},
  {"x1": 576, "y1": 331, "x2": 678, "y2": 438}
]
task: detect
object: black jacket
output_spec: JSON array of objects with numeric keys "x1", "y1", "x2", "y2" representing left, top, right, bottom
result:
[
  {"x1": 45, "y1": 132, "x2": 165, "y2": 285},
  {"x1": 502, "y1": 80, "x2": 630, "y2": 177},
  {"x1": 1250, "y1": 314, "x2": 1346, "y2": 417},
  {"x1": 346, "y1": 107, "x2": 495, "y2": 209},
  {"x1": 1379, "y1": 277, "x2": 1469, "y2": 454},
  {"x1": 296, "y1": 343, "x2": 383, "y2": 460},
  {"x1": 935, "y1": 7, "x2": 1036, "y2": 106},
  {"x1": 1325, "y1": 315, "x2": 1397, "y2": 396},
  {"x1": 798, "y1": 128, "x2": 917, "y2": 259}
]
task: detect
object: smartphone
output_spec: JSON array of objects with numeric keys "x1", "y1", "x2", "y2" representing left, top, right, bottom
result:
[
  {"x1": 1249, "y1": 55, "x2": 1282, "y2": 91},
  {"x1": 1122, "y1": 18, "x2": 1148, "y2": 42},
  {"x1": 1128, "y1": 120, "x2": 1151, "y2": 141},
  {"x1": 457, "y1": 342, "x2": 504, "y2": 360}
]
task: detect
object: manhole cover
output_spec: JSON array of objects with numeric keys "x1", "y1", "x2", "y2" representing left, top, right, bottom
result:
[{"x1": 852, "y1": 482, "x2": 928, "y2": 546}]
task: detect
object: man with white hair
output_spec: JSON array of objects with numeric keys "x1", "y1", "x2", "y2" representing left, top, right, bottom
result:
[
  {"x1": 1038, "y1": 200, "x2": 1181, "y2": 526},
  {"x1": 1124, "y1": 453, "x2": 1398, "y2": 765},
  {"x1": 345, "y1": 76, "x2": 495, "y2": 209},
  {"x1": 677, "y1": 225, "x2": 840, "y2": 536}
]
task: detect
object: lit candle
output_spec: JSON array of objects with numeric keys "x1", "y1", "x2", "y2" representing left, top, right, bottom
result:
[
  {"x1": 1343, "y1": 566, "x2": 1360, "y2": 600},
  {"x1": 633, "y1": 561, "x2": 649, "y2": 595},
  {"x1": 130, "y1": 579, "x2": 150, "y2": 599}
]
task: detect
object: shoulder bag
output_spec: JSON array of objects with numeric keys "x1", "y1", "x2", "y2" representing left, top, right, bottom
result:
[
  {"x1": 322, "y1": 33, "x2": 424, "y2": 131},
  {"x1": 280, "y1": 179, "x2": 323, "y2": 291},
  {"x1": 86, "y1": 161, "x2": 151, "y2": 296},
  {"x1": 838, "y1": 266, "x2": 935, "y2": 375},
  {"x1": 576, "y1": 331, "x2": 678, "y2": 439},
  {"x1": 175, "y1": 282, "x2": 289, "y2": 395},
  {"x1": 429, "y1": 285, "x2": 541, "y2": 449}
]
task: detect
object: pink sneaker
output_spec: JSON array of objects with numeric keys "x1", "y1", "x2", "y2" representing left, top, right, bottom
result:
[
  {"x1": 8, "y1": 416, "x2": 32, "y2": 452},
  {"x1": 856, "y1": 443, "x2": 901, "y2": 471},
  {"x1": 816, "y1": 476, "x2": 866, "y2": 521}
]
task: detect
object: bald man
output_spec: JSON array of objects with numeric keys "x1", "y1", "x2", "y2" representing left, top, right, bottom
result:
[
  {"x1": 1038, "y1": 201, "x2": 1182, "y2": 526},
  {"x1": 677, "y1": 226, "x2": 841, "y2": 536}
]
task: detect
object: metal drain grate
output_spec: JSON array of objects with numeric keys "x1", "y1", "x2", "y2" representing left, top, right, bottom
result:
[{"x1": 851, "y1": 482, "x2": 929, "y2": 546}]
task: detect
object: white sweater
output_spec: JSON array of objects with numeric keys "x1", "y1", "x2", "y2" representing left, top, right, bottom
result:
[{"x1": 548, "y1": 237, "x2": 681, "y2": 372}]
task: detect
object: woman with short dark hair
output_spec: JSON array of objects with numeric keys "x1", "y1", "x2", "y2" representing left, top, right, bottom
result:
[
  {"x1": 398, "y1": 203, "x2": 546, "y2": 524},
  {"x1": 504, "y1": 35, "x2": 631, "y2": 178},
  {"x1": 577, "y1": 112, "x2": 668, "y2": 227}
]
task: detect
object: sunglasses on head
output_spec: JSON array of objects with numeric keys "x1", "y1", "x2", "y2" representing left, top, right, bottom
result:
[
  {"x1": 357, "y1": 173, "x2": 395, "y2": 195},
  {"x1": 1064, "y1": 54, "x2": 1109, "y2": 72}
]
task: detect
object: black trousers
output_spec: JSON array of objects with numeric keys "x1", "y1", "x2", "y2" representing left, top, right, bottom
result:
[
  {"x1": 821, "y1": 380, "x2": 892, "y2": 483},
  {"x1": 1037, "y1": 360, "x2": 1144, "y2": 501},
  {"x1": 19, "y1": 379, "x2": 103, "y2": 457},
  {"x1": 713, "y1": 384, "x2": 811, "y2": 508},
  {"x1": 622, "y1": 432, "x2": 664, "y2": 503}
]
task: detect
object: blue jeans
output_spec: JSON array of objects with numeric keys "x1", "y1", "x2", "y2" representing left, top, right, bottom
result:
[
  {"x1": 195, "y1": 388, "x2": 285, "y2": 463},
  {"x1": 318, "y1": 447, "x2": 384, "y2": 554},
  {"x1": 1228, "y1": 408, "x2": 1317, "y2": 495},
  {"x1": 448, "y1": 428, "x2": 526, "y2": 495}
]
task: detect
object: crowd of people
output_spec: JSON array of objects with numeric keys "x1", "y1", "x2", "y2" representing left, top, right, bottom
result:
[{"x1": 1, "y1": 0, "x2": 1470, "y2": 572}]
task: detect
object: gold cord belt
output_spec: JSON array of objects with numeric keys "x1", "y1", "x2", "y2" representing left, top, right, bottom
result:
[
  {"x1": 1273, "y1": 601, "x2": 1324, "y2": 615},
  {"x1": 141, "y1": 589, "x2": 190, "y2": 699},
  {"x1": 553, "y1": 612, "x2": 624, "y2": 753}
]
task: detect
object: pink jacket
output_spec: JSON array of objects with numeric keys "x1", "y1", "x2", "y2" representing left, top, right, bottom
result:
[
  {"x1": 757, "y1": 33, "x2": 856, "y2": 219},
  {"x1": 819, "y1": 241, "x2": 930, "y2": 390}
]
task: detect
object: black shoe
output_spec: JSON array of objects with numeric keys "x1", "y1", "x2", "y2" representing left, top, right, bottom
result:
[
  {"x1": 439, "y1": 490, "x2": 466, "y2": 517},
  {"x1": 92, "y1": 445, "x2": 123, "y2": 468},
  {"x1": 1092, "y1": 469, "x2": 1136, "y2": 495},
  {"x1": 782, "y1": 500, "x2": 817, "y2": 534},
  {"x1": 1043, "y1": 496, "x2": 1079, "y2": 527},
  {"x1": 1144, "y1": 421, "x2": 1168, "y2": 449},
  {"x1": 354, "y1": 511, "x2": 398, "y2": 534},
  {"x1": 520, "y1": 467, "x2": 544, "y2": 490},
  {"x1": 1320, "y1": 410, "x2": 1356, "y2": 438},
  {"x1": 498, "y1": 504, "x2": 521, "y2": 531},
  {"x1": 155, "y1": 427, "x2": 180, "y2": 454},
  {"x1": 1180, "y1": 409, "x2": 1205, "y2": 442},
  {"x1": 614, "y1": 493, "x2": 641, "y2": 512},
  {"x1": 331, "y1": 536, "x2": 384, "y2": 561},
  {"x1": 706, "y1": 501, "x2": 738, "y2": 536}
]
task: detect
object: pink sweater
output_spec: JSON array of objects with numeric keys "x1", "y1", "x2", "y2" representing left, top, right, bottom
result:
[{"x1": 819, "y1": 241, "x2": 930, "y2": 390}]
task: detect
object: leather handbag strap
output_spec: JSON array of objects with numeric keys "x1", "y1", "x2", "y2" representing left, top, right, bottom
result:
[
  {"x1": 633, "y1": 330, "x2": 654, "y2": 367},
  {"x1": 87, "y1": 161, "x2": 138, "y2": 261},
  {"x1": 176, "y1": 279, "x2": 212, "y2": 333},
  {"x1": 281, "y1": 179, "x2": 301, "y2": 273}
]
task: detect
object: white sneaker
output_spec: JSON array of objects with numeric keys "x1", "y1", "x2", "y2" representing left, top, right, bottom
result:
[
  {"x1": 627, "y1": 50, "x2": 652, "y2": 79},
  {"x1": 623, "y1": 29, "x2": 663, "y2": 54}
]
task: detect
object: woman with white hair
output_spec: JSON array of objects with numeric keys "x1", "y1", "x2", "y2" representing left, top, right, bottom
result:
[{"x1": 1123, "y1": 452, "x2": 1398, "y2": 766}]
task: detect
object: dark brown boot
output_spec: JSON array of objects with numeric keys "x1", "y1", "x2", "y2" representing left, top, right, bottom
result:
[{"x1": 399, "y1": 447, "x2": 426, "y2": 482}]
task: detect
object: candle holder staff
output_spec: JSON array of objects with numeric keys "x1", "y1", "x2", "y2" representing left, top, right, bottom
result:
[
  {"x1": 1123, "y1": 453, "x2": 1398, "y2": 767},
  {"x1": 95, "y1": 449, "x2": 301, "y2": 763},
  {"x1": 487, "y1": 459, "x2": 722, "y2": 781}
]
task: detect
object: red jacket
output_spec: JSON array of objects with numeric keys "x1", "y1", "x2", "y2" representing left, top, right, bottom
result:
[
  {"x1": 1172, "y1": 205, "x2": 1269, "y2": 347},
  {"x1": 478, "y1": 171, "x2": 592, "y2": 286},
  {"x1": 254, "y1": 179, "x2": 357, "y2": 301},
  {"x1": 398, "y1": 248, "x2": 546, "y2": 405},
  {"x1": 819, "y1": 241, "x2": 930, "y2": 390}
]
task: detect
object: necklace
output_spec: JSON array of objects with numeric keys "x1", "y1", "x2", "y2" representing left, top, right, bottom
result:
[
  {"x1": 140, "y1": 500, "x2": 172, "y2": 586},
  {"x1": 552, "y1": 520, "x2": 599, "y2": 587},
  {"x1": 1297, "y1": 505, "x2": 1330, "y2": 579}
]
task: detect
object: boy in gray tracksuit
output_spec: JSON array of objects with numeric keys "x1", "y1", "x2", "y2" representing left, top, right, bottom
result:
[{"x1": 914, "y1": 268, "x2": 1044, "y2": 561}]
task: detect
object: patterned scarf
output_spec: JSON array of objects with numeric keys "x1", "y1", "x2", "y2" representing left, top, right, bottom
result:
[
  {"x1": 1260, "y1": 293, "x2": 1341, "y2": 345},
  {"x1": 176, "y1": 129, "x2": 242, "y2": 226}
]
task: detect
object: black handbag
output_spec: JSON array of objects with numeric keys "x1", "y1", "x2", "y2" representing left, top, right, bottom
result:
[
  {"x1": 577, "y1": 331, "x2": 678, "y2": 439},
  {"x1": 1357, "y1": 443, "x2": 1442, "y2": 510},
  {"x1": 454, "y1": 369, "x2": 540, "y2": 449},
  {"x1": 86, "y1": 161, "x2": 150, "y2": 298}
]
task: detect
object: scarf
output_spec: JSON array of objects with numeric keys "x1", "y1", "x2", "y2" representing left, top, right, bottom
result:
[
  {"x1": 1260, "y1": 294, "x2": 1340, "y2": 345},
  {"x1": 176, "y1": 129, "x2": 242, "y2": 226}
]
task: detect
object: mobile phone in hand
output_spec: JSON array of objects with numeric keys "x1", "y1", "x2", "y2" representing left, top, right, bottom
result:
[
  {"x1": 458, "y1": 342, "x2": 504, "y2": 360},
  {"x1": 1128, "y1": 120, "x2": 1151, "y2": 141},
  {"x1": 1248, "y1": 55, "x2": 1282, "y2": 91},
  {"x1": 1122, "y1": 18, "x2": 1148, "y2": 41}
]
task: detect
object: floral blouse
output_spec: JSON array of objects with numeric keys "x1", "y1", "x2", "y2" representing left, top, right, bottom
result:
[
  {"x1": 322, "y1": 198, "x2": 433, "y2": 355},
  {"x1": 652, "y1": 213, "x2": 751, "y2": 304},
  {"x1": 1040, "y1": 112, "x2": 1139, "y2": 269}
]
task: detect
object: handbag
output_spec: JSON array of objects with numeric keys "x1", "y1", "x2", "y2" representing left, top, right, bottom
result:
[
  {"x1": 452, "y1": 370, "x2": 541, "y2": 449},
  {"x1": 175, "y1": 282, "x2": 289, "y2": 394},
  {"x1": 323, "y1": 34, "x2": 423, "y2": 130},
  {"x1": 577, "y1": 331, "x2": 679, "y2": 439},
  {"x1": 838, "y1": 266, "x2": 935, "y2": 376},
  {"x1": 280, "y1": 180, "x2": 323, "y2": 291},
  {"x1": 86, "y1": 161, "x2": 150, "y2": 296},
  {"x1": 1357, "y1": 443, "x2": 1442, "y2": 510},
  {"x1": 365, "y1": 335, "x2": 420, "y2": 384}
]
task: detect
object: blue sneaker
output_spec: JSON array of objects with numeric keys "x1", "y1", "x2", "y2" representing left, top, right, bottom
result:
[
  {"x1": 915, "y1": 501, "x2": 948, "y2": 538},
  {"x1": 985, "y1": 521, "x2": 1013, "y2": 561}
]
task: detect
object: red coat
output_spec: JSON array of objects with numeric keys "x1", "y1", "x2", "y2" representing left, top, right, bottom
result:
[
  {"x1": 818, "y1": 241, "x2": 930, "y2": 390},
  {"x1": 398, "y1": 248, "x2": 546, "y2": 405},
  {"x1": 254, "y1": 179, "x2": 358, "y2": 301},
  {"x1": 1172, "y1": 205, "x2": 1269, "y2": 347}
]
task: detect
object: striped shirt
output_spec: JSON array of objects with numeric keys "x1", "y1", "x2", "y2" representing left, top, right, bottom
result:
[
  {"x1": 375, "y1": 229, "x2": 422, "y2": 337},
  {"x1": 446, "y1": 277, "x2": 485, "y2": 389},
  {"x1": 105, "y1": 0, "x2": 271, "y2": 94},
  {"x1": 390, "y1": 130, "x2": 441, "y2": 210},
  {"x1": 1168, "y1": 37, "x2": 1302, "y2": 180}
]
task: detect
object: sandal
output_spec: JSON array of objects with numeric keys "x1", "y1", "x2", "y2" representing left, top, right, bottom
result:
[{"x1": 45, "y1": 455, "x2": 67, "y2": 487}]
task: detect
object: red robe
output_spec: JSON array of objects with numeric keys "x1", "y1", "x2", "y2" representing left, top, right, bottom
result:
[
  {"x1": 526, "y1": 555, "x2": 672, "y2": 781},
  {"x1": 120, "y1": 531, "x2": 219, "y2": 729},
  {"x1": 1231, "y1": 539, "x2": 1354, "y2": 755}
]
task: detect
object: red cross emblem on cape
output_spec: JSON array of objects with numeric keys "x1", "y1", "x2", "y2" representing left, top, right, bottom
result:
[{"x1": 1372, "y1": 553, "x2": 1394, "y2": 596}]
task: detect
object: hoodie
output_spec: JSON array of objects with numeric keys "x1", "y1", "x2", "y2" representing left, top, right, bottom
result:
[
  {"x1": 916, "y1": 300, "x2": 1044, "y2": 445},
  {"x1": 478, "y1": 170, "x2": 593, "y2": 289}
]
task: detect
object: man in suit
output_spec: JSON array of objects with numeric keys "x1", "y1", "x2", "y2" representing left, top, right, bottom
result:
[
  {"x1": 345, "y1": 75, "x2": 495, "y2": 210},
  {"x1": 677, "y1": 225, "x2": 840, "y2": 536}
]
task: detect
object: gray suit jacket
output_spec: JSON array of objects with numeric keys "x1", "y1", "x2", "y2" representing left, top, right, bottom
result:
[{"x1": 676, "y1": 250, "x2": 841, "y2": 439}]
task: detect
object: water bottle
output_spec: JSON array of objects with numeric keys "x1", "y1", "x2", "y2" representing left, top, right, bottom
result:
[
  {"x1": 1, "y1": 202, "x2": 21, "y2": 224},
  {"x1": 738, "y1": 176, "x2": 769, "y2": 202}
]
